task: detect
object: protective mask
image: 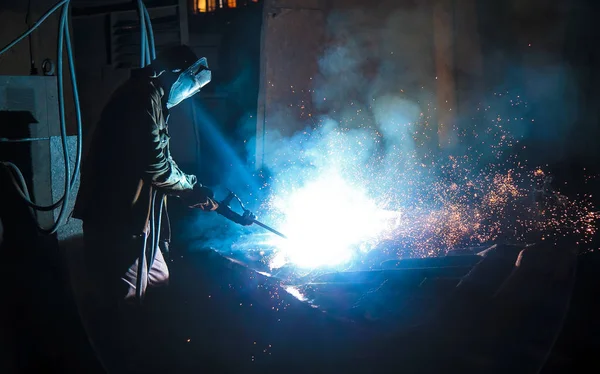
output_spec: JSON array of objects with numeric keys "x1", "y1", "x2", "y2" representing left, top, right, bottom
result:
[{"x1": 166, "y1": 57, "x2": 212, "y2": 109}]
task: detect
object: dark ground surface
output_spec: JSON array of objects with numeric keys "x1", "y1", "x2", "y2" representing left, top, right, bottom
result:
[
  {"x1": 1, "y1": 159, "x2": 599, "y2": 373},
  {"x1": 1, "y1": 232, "x2": 599, "y2": 373}
]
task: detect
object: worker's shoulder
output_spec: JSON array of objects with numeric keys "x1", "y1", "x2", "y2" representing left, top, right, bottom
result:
[
  {"x1": 109, "y1": 75, "x2": 163, "y2": 110},
  {"x1": 128, "y1": 73, "x2": 163, "y2": 98}
]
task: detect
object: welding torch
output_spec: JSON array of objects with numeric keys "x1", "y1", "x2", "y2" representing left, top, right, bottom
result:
[{"x1": 216, "y1": 190, "x2": 288, "y2": 239}]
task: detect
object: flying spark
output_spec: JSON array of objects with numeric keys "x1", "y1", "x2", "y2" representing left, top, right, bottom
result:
[{"x1": 239, "y1": 91, "x2": 598, "y2": 273}]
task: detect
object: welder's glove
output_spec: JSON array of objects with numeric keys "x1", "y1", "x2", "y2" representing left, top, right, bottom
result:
[
  {"x1": 185, "y1": 185, "x2": 219, "y2": 211},
  {"x1": 238, "y1": 210, "x2": 257, "y2": 226},
  {"x1": 215, "y1": 206, "x2": 256, "y2": 226}
]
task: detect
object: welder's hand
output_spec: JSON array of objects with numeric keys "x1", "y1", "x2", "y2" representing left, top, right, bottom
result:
[
  {"x1": 186, "y1": 185, "x2": 219, "y2": 211},
  {"x1": 237, "y1": 210, "x2": 256, "y2": 226},
  {"x1": 191, "y1": 196, "x2": 219, "y2": 211}
]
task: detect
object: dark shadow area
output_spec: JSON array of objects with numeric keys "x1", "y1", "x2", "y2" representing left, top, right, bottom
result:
[
  {"x1": 541, "y1": 252, "x2": 600, "y2": 373},
  {"x1": 0, "y1": 114, "x2": 103, "y2": 373},
  {"x1": 1, "y1": 0, "x2": 599, "y2": 373},
  {"x1": 184, "y1": 1, "x2": 263, "y2": 185}
]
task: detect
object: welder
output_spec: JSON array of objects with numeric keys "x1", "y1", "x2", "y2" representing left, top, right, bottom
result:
[{"x1": 72, "y1": 44, "x2": 252, "y2": 372}]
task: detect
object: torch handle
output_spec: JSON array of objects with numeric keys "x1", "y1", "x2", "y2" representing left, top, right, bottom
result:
[{"x1": 217, "y1": 192, "x2": 288, "y2": 239}]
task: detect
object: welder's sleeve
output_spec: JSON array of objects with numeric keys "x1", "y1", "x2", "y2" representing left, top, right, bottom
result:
[{"x1": 138, "y1": 96, "x2": 197, "y2": 194}]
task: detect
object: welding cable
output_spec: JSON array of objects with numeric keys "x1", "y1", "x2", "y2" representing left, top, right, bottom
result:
[
  {"x1": 0, "y1": 0, "x2": 84, "y2": 234},
  {"x1": 0, "y1": 0, "x2": 68, "y2": 57},
  {"x1": 136, "y1": 190, "x2": 157, "y2": 301},
  {"x1": 142, "y1": 4, "x2": 156, "y2": 61},
  {"x1": 149, "y1": 195, "x2": 164, "y2": 269},
  {"x1": 134, "y1": 1, "x2": 157, "y2": 301},
  {"x1": 135, "y1": 191, "x2": 164, "y2": 302},
  {"x1": 136, "y1": 0, "x2": 159, "y2": 292},
  {"x1": 46, "y1": 2, "x2": 73, "y2": 235},
  {"x1": 139, "y1": 0, "x2": 155, "y2": 65},
  {"x1": 0, "y1": 137, "x2": 51, "y2": 143},
  {"x1": 150, "y1": 190, "x2": 156, "y2": 271},
  {"x1": 64, "y1": 2, "x2": 84, "y2": 206},
  {"x1": 135, "y1": 231, "x2": 150, "y2": 302},
  {"x1": 0, "y1": 2, "x2": 71, "y2": 216},
  {"x1": 1, "y1": 162, "x2": 57, "y2": 212},
  {"x1": 0, "y1": 0, "x2": 148, "y2": 233},
  {"x1": 0, "y1": 1, "x2": 80, "y2": 214},
  {"x1": 138, "y1": 0, "x2": 148, "y2": 67},
  {"x1": 2, "y1": 2, "x2": 71, "y2": 219},
  {"x1": 26, "y1": 0, "x2": 38, "y2": 75},
  {"x1": 144, "y1": 29, "x2": 151, "y2": 66}
]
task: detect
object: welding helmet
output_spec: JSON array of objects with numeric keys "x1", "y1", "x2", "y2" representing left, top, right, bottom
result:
[
  {"x1": 152, "y1": 45, "x2": 212, "y2": 109},
  {"x1": 166, "y1": 57, "x2": 211, "y2": 109}
]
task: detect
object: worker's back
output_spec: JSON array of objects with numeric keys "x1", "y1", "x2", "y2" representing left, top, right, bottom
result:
[{"x1": 73, "y1": 69, "x2": 166, "y2": 234}]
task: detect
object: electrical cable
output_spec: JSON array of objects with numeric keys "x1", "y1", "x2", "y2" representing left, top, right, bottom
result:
[
  {"x1": 137, "y1": 0, "x2": 148, "y2": 67},
  {"x1": 0, "y1": 2, "x2": 72, "y2": 218},
  {"x1": 2, "y1": 162, "x2": 57, "y2": 211},
  {"x1": 0, "y1": 0, "x2": 154, "y2": 235},
  {"x1": 0, "y1": 0, "x2": 68, "y2": 57},
  {"x1": 64, "y1": 4, "x2": 83, "y2": 204},
  {"x1": 26, "y1": 0, "x2": 38, "y2": 75},
  {"x1": 142, "y1": 3, "x2": 156, "y2": 61},
  {"x1": 0, "y1": 137, "x2": 50, "y2": 143},
  {"x1": 45, "y1": 2, "x2": 72, "y2": 235},
  {"x1": 0, "y1": 0, "x2": 82, "y2": 234},
  {"x1": 134, "y1": 0, "x2": 157, "y2": 303},
  {"x1": 144, "y1": 30, "x2": 151, "y2": 66}
]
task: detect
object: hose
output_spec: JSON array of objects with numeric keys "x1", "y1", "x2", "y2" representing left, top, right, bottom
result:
[
  {"x1": 0, "y1": 137, "x2": 50, "y2": 143},
  {"x1": 2, "y1": 0, "x2": 82, "y2": 235},
  {"x1": 138, "y1": 0, "x2": 156, "y2": 67},
  {"x1": 0, "y1": 0, "x2": 153, "y2": 235},
  {"x1": 137, "y1": 0, "x2": 147, "y2": 67},
  {"x1": 47, "y1": 2, "x2": 72, "y2": 235},
  {"x1": 0, "y1": 0, "x2": 68, "y2": 56},
  {"x1": 150, "y1": 195, "x2": 164, "y2": 268},
  {"x1": 142, "y1": 4, "x2": 156, "y2": 61},
  {"x1": 132, "y1": 1, "x2": 157, "y2": 301},
  {"x1": 0, "y1": 1, "x2": 78, "y2": 234}
]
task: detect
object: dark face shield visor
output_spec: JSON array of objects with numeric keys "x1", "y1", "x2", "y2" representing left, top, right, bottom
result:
[{"x1": 166, "y1": 57, "x2": 212, "y2": 109}]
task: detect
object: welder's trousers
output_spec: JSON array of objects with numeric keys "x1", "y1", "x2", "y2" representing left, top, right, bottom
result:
[{"x1": 76, "y1": 227, "x2": 171, "y2": 373}]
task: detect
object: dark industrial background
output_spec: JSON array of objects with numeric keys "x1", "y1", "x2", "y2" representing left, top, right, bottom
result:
[{"x1": 0, "y1": 0, "x2": 599, "y2": 372}]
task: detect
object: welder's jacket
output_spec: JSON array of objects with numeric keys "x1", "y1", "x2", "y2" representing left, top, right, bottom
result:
[{"x1": 73, "y1": 67, "x2": 197, "y2": 236}]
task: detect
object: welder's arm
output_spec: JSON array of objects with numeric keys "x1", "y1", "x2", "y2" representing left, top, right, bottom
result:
[
  {"x1": 137, "y1": 96, "x2": 217, "y2": 211},
  {"x1": 142, "y1": 121, "x2": 196, "y2": 193}
]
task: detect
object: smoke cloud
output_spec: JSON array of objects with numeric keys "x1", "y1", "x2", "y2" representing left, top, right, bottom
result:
[{"x1": 181, "y1": 2, "x2": 597, "y2": 273}]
